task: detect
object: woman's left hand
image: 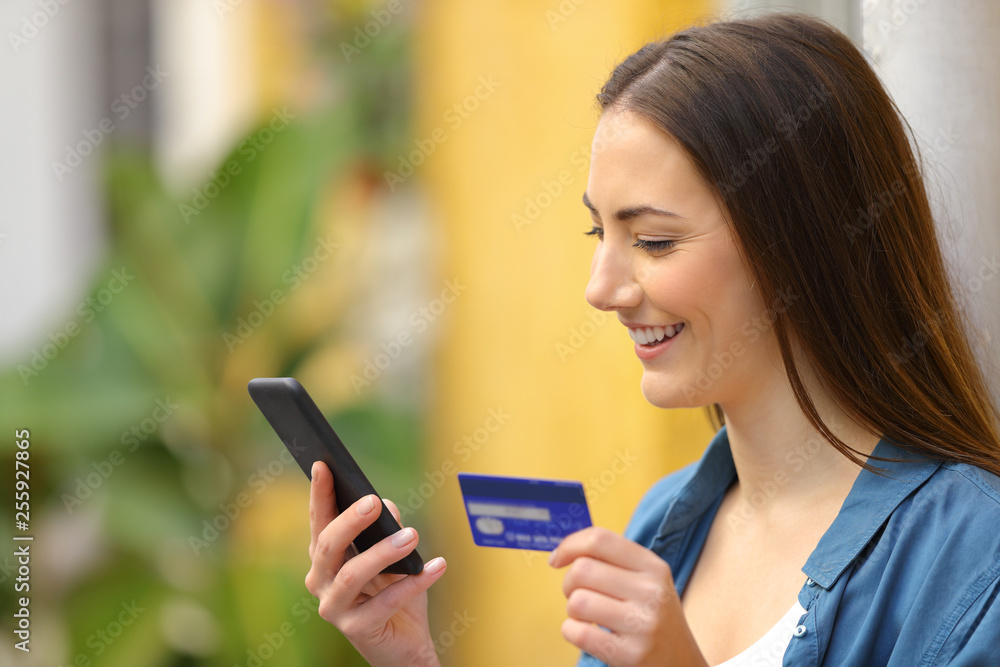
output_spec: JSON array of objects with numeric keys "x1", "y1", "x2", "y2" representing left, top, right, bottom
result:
[{"x1": 549, "y1": 527, "x2": 709, "y2": 667}]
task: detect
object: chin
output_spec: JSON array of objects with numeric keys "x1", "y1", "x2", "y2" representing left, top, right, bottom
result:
[{"x1": 639, "y1": 374, "x2": 707, "y2": 410}]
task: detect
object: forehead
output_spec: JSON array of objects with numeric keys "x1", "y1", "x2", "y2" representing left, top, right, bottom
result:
[{"x1": 586, "y1": 110, "x2": 714, "y2": 215}]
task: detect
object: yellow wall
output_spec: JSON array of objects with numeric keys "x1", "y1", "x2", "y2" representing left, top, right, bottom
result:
[{"x1": 415, "y1": 2, "x2": 717, "y2": 664}]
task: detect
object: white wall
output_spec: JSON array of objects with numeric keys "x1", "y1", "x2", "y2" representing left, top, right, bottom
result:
[
  {"x1": 724, "y1": 0, "x2": 861, "y2": 39},
  {"x1": 0, "y1": 0, "x2": 107, "y2": 363},
  {"x1": 863, "y1": 0, "x2": 1000, "y2": 405}
]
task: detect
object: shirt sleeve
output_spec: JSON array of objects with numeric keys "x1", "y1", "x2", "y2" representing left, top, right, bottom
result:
[{"x1": 576, "y1": 651, "x2": 608, "y2": 666}]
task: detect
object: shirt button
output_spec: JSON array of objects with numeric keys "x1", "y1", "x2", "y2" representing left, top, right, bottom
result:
[
  {"x1": 794, "y1": 625, "x2": 807, "y2": 638},
  {"x1": 805, "y1": 578, "x2": 815, "y2": 587}
]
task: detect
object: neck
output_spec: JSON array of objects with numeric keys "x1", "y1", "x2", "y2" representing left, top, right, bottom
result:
[{"x1": 717, "y1": 367, "x2": 881, "y2": 528}]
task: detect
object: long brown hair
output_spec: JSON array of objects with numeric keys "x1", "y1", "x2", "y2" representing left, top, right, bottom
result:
[{"x1": 596, "y1": 13, "x2": 1000, "y2": 475}]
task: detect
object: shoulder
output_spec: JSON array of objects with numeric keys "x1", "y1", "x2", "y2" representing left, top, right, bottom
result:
[
  {"x1": 937, "y1": 459, "x2": 1000, "y2": 506},
  {"x1": 871, "y1": 458, "x2": 1000, "y2": 571},
  {"x1": 902, "y1": 459, "x2": 1000, "y2": 535},
  {"x1": 863, "y1": 460, "x2": 1000, "y2": 662},
  {"x1": 621, "y1": 460, "x2": 700, "y2": 548}
]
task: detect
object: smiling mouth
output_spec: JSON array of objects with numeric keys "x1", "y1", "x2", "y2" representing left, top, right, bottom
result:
[{"x1": 628, "y1": 323, "x2": 685, "y2": 346}]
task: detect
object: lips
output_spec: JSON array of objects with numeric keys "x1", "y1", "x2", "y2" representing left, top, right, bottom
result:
[{"x1": 627, "y1": 322, "x2": 685, "y2": 345}]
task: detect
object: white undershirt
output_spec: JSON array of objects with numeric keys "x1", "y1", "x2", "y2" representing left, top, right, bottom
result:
[{"x1": 712, "y1": 600, "x2": 807, "y2": 667}]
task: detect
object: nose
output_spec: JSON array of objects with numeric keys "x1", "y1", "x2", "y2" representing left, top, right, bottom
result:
[{"x1": 585, "y1": 241, "x2": 642, "y2": 312}]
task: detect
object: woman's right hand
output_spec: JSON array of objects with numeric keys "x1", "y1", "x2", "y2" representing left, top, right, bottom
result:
[{"x1": 304, "y1": 461, "x2": 448, "y2": 667}]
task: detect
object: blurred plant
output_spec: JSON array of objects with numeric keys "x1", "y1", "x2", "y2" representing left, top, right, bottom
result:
[{"x1": 0, "y1": 4, "x2": 423, "y2": 666}]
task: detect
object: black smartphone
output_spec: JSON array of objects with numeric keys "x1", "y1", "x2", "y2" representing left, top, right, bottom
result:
[{"x1": 247, "y1": 377, "x2": 423, "y2": 575}]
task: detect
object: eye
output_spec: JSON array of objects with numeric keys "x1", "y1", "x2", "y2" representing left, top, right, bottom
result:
[
  {"x1": 633, "y1": 238, "x2": 674, "y2": 252},
  {"x1": 584, "y1": 226, "x2": 604, "y2": 240}
]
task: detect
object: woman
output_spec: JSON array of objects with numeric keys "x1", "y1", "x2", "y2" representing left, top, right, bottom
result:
[{"x1": 304, "y1": 12, "x2": 1000, "y2": 666}]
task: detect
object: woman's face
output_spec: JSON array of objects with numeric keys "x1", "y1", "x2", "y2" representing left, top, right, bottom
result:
[{"x1": 584, "y1": 109, "x2": 783, "y2": 409}]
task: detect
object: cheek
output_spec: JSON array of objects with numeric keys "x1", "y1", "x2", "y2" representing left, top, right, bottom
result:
[
  {"x1": 710, "y1": 244, "x2": 760, "y2": 325},
  {"x1": 641, "y1": 256, "x2": 722, "y2": 321},
  {"x1": 641, "y1": 252, "x2": 759, "y2": 347}
]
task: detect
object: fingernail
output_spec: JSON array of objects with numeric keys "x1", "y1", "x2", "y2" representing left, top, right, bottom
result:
[
  {"x1": 548, "y1": 549, "x2": 557, "y2": 566},
  {"x1": 424, "y1": 557, "x2": 446, "y2": 575},
  {"x1": 357, "y1": 495, "x2": 376, "y2": 516},
  {"x1": 391, "y1": 527, "x2": 415, "y2": 548},
  {"x1": 311, "y1": 462, "x2": 320, "y2": 479}
]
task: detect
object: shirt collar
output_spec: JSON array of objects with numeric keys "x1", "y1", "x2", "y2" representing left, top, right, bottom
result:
[
  {"x1": 651, "y1": 425, "x2": 942, "y2": 589},
  {"x1": 650, "y1": 426, "x2": 736, "y2": 551},
  {"x1": 803, "y1": 436, "x2": 941, "y2": 589}
]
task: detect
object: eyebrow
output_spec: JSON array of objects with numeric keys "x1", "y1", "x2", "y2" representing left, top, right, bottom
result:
[{"x1": 582, "y1": 192, "x2": 684, "y2": 221}]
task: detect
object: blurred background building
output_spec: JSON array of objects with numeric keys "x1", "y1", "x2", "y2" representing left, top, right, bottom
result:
[{"x1": 0, "y1": 0, "x2": 997, "y2": 665}]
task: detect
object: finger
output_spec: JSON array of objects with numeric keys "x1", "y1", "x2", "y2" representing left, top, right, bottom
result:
[
  {"x1": 383, "y1": 498, "x2": 403, "y2": 525},
  {"x1": 549, "y1": 526, "x2": 662, "y2": 572},
  {"x1": 329, "y1": 523, "x2": 424, "y2": 605},
  {"x1": 564, "y1": 586, "x2": 635, "y2": 634},
  {"x1": 309, "y1": 461, "x2": 339, "y2": 561},
  {"x1": 312, "y1": 494, "x2": 383, "y2": 577},
  {"x1": 353, "y1": 556, "x2": 449, "y2": 629},
  {"x1": 561, "y1": 618, "x2": 623, "y2": 666},
  {"x1": 561, "y1": 556, "x2": 652, "y2": 602}
]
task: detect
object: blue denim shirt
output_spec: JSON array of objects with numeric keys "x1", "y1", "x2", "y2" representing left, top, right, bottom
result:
[{"x1": 578, "y1": 426, "x2": 1000, "y2": 666}]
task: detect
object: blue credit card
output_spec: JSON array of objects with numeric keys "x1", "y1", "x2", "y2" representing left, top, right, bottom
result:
[{"x1": 457, "y1": 473, "x2": 592, "y2": 551}]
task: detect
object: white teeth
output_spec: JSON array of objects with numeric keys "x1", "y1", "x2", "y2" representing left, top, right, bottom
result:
[{"x1": 628, "y1": 323, "x2": 684, "y2": 345}]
